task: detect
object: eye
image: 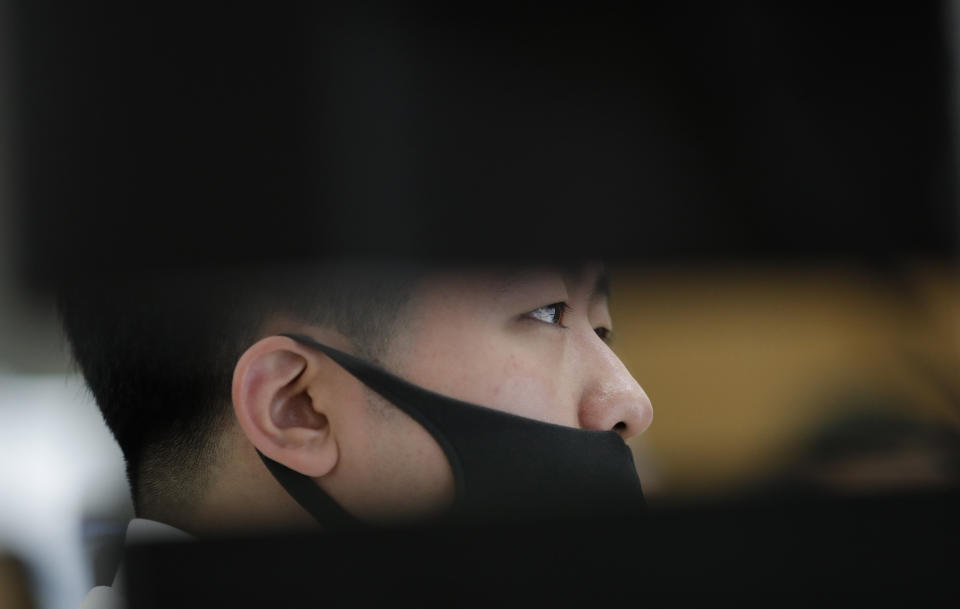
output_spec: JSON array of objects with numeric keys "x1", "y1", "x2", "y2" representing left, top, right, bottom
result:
[
  {"x1": 524, "y1": 302, "x2": 569, "y2": 327},
  {"x1": 595, "y1": 327, "x2": 613, "y2": 344}
]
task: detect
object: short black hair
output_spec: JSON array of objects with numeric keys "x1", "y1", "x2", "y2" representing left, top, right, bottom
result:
[{"x1": 58, "y1": 261, "x2": 420, "y2": 518}]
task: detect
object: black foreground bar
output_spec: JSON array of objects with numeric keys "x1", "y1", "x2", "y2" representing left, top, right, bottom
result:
[
  {"x1": 12, "y1": 2, "x2": 957, "y2": 289},
  {"x1": 125, "y1": 489, "x2": 958, "y2": 608}
]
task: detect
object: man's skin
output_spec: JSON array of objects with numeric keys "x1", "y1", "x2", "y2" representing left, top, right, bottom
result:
[{"x1": 187, "y1": 264, "x2": 653, "y2": 533}]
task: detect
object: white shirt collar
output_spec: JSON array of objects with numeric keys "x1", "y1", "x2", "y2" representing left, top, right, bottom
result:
[
  {"x1": 112, "y1": 519, "x2": 192, "y2": 594},
  {"x1": 124, "y1": 518, "x2": 194, "y2": 545},
  {"x1": 80, "y1": 518, "x2": 193, "y2": 609}
]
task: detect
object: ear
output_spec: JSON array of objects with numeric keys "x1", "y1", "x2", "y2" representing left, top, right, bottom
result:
[{"x1": 232, "y1": 334, "x2": 355, "y2": 478}]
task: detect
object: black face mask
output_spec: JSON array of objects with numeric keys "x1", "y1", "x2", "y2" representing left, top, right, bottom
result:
[{"x1": 258, "y1": 333, "x2": 646, "y2": 530}]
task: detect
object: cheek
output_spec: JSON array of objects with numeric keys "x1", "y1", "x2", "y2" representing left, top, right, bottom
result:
[
  {"x1": 335, "y1": 394, "x2": 455, "y2": 523},
  {"x1": 401, "y1": 337, "x2": 575, "y2": 426},
  {"x1": 484, "y1": 356, "x2": 576, "y2": 427},
  {"x1": 390, "y1": 292, "x2": 578, "y2": 426}
]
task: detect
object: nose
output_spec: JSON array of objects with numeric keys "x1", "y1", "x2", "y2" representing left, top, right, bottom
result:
[{"x1": 576, "y1": 341, "x2": 653, "y2": 440}]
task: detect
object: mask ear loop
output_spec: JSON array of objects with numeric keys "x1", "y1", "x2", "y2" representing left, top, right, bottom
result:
[
  {"x1": 279, "y1": 333, "x2": 469, "y2": 508},
  {"x1": 256, "y1": 450, "x2": 365, "y2": 531},
  {"x1": 255, "y1": 333, "x2": 467, "y2": 531}
]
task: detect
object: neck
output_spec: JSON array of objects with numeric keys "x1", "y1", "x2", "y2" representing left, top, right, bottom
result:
[{"x1": 144, "y1": 427, "x2": 322, "y2": 537}]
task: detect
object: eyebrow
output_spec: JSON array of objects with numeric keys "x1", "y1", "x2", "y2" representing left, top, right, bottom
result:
[
  {"x1": 494, "y1": 264, "x2": 611, "y2": 301},
  {"x1": 562, "y1": 262, "x2": 611, "y2": 302},
  {"x1": 586, "y1": 266, "x2": 612, "y2": 305},
  {"x1": 591, "y1": 268, "x2": 611, "y2": 302}
]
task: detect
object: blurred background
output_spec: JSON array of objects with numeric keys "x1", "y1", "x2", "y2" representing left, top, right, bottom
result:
[{"x1": 2, "y1": 2, "x2": 959, "y2": 608}]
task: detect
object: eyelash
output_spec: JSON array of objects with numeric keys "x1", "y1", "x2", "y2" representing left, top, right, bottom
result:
[
  {"x1": 527, "y1": 302, "x2": 570, "y2": 327},
  {"x1": 525, "y1": 303, "x2": 613, "y2": 344}
]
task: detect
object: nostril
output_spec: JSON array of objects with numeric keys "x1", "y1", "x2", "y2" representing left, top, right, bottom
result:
[{"x1": 613, "y1": 421, "x2": 626, "y2": 432}]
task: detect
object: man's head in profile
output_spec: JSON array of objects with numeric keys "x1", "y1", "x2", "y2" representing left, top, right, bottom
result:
[{"x1": 59, "y1": 260, "x2": 652, "y2": 534}]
